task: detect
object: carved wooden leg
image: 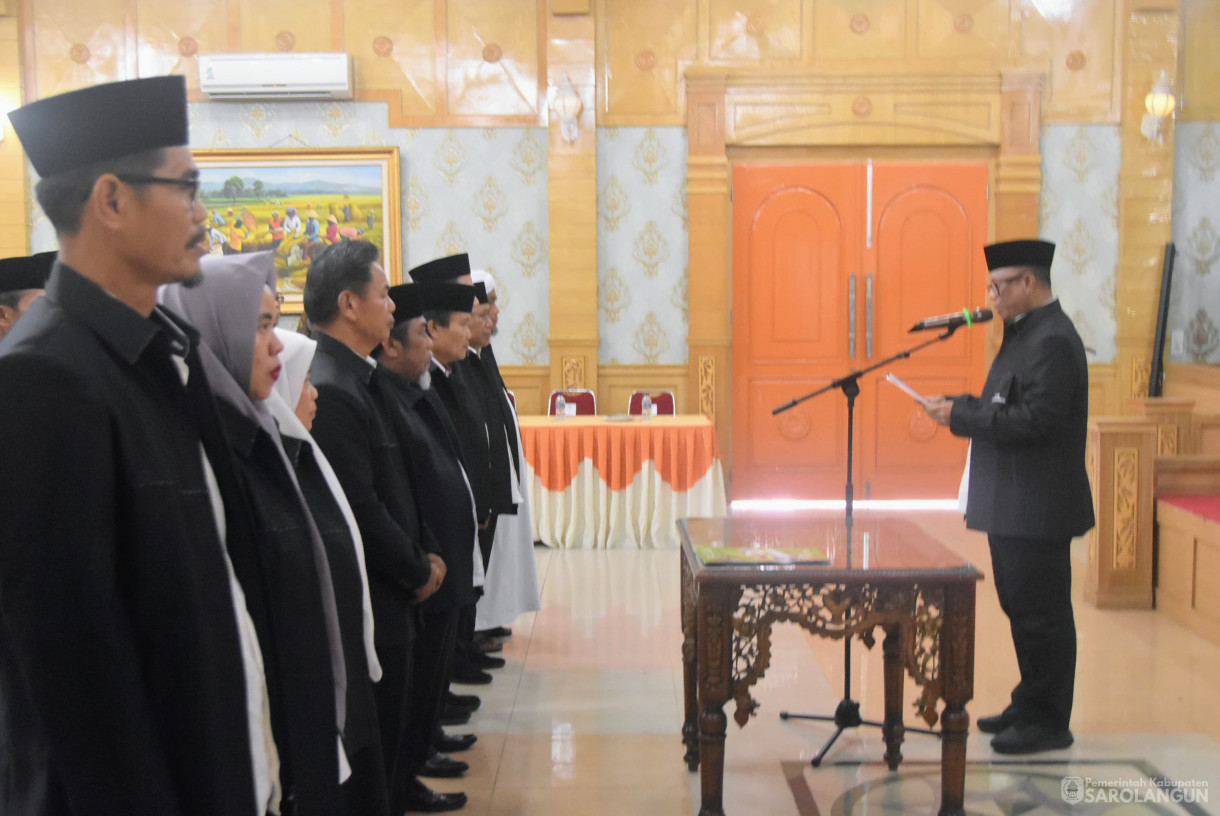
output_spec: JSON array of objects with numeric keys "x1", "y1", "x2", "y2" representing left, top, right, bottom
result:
[
  {"x1": 697, "y1": 585, "x2": 736, "y2": 816},
  {"x1": 681, "y1": 551, "x2": 700, "y2": 771},
  {"x1": 881, "y1": 624, "x2": 905, "y2": 771},
  {"x1": 938, "y1": 581, "x2": 977, "y2": 816}
]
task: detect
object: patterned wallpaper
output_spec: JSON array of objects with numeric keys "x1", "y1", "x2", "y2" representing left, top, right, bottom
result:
[
  {"x1": 1171, "y1": 123, "x2": 1220, "y2": 363},
  {"x1": 1039, "y1": 124, "x2": 1122, "y2": 365},
  {"x1": 596, "y1": 127, "x2": 689, "y2": 365},
  {"x1": 29, "y1": 102, "x2": 551, "y2": 366}
]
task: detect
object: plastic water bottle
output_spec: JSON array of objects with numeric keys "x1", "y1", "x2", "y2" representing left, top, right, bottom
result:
[
  {"x1": 555, "y1": 393, "x2": 566, "y2": 421},
  {"x1": 641, "y1": 393, "x2": 652, "y2": 421}
]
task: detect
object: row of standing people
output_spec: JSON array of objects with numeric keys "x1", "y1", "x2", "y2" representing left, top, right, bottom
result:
[{"x1": 0, "y1": 74, "x2": 537, "y2": 816}]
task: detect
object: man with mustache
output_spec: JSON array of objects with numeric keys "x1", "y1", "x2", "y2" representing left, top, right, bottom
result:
[{"x1": 0, "y1": 77, "x2": 279, "y2": 815}]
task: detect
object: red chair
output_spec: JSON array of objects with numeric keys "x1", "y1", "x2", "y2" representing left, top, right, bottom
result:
[
  {"x1": 628, "y1": 390, "x2": 676, "y2": 416},
  {"x1": 506, "y1": 389, "x2": 516, "y2": 410},
  {"x1": 548, "y1": 389, "x2": 597, "y2": 416}
]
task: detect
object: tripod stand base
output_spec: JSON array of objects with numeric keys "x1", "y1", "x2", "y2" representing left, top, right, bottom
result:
[{"x1": 780, "y1": 699, "x2": 941, "y2": 768}]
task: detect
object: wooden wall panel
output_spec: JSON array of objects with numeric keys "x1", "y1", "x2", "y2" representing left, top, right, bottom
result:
[
  {"x1": 1181, "y1": 0, "x2": 1220, "y2": 120},
  {"x1": 597, "y1": 0, "x2": 696, "y2": 123},
  {"x1": 345, "y1": 0, "x2": 441, "y2": 118},
  {"x1": 445, "y1": 0, "x2": 542, "y2": 118},
  {"x1": 1021, "y1": 0, "x2": 1121, "y2": 123},
  {"x1": 812, "y1": 0, "x2": 904, "y2": 62},
  {"x1": 135, "y1": 0, "x2": 229, "y2": 90},
  {"x1": 706, "y1": 0, "x2": 804, "y2": 62},
  {"x1": 1165, "y1": 364, "x2": 1220, "y2": 416},
  {"x1": 0, "y1": 17, "x2": 27, "y2": 259},
  {"x1": 915, "y1": 0, "x2": 1010, "y2": 61},
  {"x1": 239, "y1": 0, "x2": 335, "y2": 53},
  {"x1": 26, "y1": 0, "x2": 128, "y2": 98}
]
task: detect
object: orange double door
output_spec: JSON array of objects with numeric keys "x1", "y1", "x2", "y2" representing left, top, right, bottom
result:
[{"x1": 731, "y1": 162, "x2": 989, "y2": 500}]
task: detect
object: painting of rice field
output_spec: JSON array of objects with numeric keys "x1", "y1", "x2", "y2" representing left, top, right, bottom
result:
[{"x1": 194, "y1": 148, "x2": 401, "y2": 313}]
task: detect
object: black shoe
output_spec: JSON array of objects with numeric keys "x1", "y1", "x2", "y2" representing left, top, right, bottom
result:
[
  {"x1": 977, "y1": 708, "x2": 1018, "y2": 734},
  {"x1": 445, "y1": 690, "x2": 482, "y2": 711},
  {"x1": 990, "y1": 722, "x2": 1074, "y2": 755},
  {"x1": 471, "y1": 652, "x2": 505, "y2": 670},
  {"x1": 439, "y1": 705, "x2": 471, "y2": 726},
  {"x1": 473, "y1": 634, "x2": 504, "y2": 653},
  {"x1": 435, "y1": 731, "x2": 478, "y2": 753},
  {"x1": 451, "y1": 663, "x2": 493, "y2": 685},
  {"x1": 480, "y1": 626, "x2": 512, "y2": 638},
  {"x1": 403, "y1": 779, "x2": 468, "y2": 813},
  {"x1": 418, "y1": 751, "x2": 469, "y2": 779}
]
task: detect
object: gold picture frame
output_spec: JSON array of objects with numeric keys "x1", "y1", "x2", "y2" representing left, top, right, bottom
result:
[{"x1": 193, "y1": 148, "x2": 402, "y2": 314}]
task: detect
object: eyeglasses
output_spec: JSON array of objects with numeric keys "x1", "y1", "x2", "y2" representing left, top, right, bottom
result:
[
  {"x1": 987, "y1": 271, "x2": 1028, "y2": 296},
  {"x1": 115, "y1": 174, "x2": 202, "y2": 203},
  {"x1": 274, "y1": 293, "x2": 286, "y2": 306}
]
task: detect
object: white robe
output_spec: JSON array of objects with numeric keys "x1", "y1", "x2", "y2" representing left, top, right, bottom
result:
[{"x1": 476, "y1": 389, "x2": 542, "y2": 630}]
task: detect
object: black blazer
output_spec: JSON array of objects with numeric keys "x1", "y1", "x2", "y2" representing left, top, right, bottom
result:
[
  {"x1": 480, "y1": 343, "x2": 521, "y2": 474},
  {"x1": 310, "y1": 332, "x2": 433, "y2": 647},
  {"x1": 281, "y1": 435, "x2": 380, "y2": 757},
  {"x1": 374, "y1": 367, "x2": 479, "y2": 613},
  {"x1": 463, "y1": 348, "x2": 518, "y2": 515},
  {"x1": 950, "y1": 299, "x2": 1096, "y2": 540},
  {"x1": 429, "y1": 359, "x2": 494, "y2": 524},
  {"x1": 0, "y1": 264, "x2": 257, "y2": 816},
  {"x1": 216, "y1": 401, "x2": 341, "y2": 816}
]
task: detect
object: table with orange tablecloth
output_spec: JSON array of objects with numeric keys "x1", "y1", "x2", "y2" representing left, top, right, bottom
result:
[{"x1": 518, "y1": 415, "x2": 728, "y2": 548}]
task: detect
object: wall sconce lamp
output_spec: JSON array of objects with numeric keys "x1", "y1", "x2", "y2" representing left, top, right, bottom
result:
[
  {"x1": 552, "y1": 75, "x2": 583, "y2": 144},
  {"x1": 1141, "y1": 70, "x2": 1176, "y2": 143}
]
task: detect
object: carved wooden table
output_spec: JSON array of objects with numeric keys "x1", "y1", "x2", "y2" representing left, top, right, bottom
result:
[{"x1": 679, "y1": 514, "x2": 983, "y2": 816}]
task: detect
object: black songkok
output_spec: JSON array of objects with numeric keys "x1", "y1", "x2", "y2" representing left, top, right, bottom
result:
[
  {"x1": 408, "y1": 253, "x2": 471, "y2": 284},
  {"x1": 9, "y1": 76, "x2": 189, "y2": 178},
  {"x1": 984, "y1": 240, "x2": 1055, "y2": 275},
  {"x1": 0, "y1": 252, "x2": 56, "y2": 294},
  {"x1": 419, "y1": 282, "x2": 475, "y2": 314},
  {"x1": 389, "y1": 283, "x2": 424, "y2": 324}
]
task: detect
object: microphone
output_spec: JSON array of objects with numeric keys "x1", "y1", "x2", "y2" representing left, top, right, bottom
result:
[{"x1": 909, "y1": 308, "x2": 993, "y2": 333}]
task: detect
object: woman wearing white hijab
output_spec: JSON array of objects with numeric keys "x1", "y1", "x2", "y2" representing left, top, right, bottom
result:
[
  {"x1": 268, "y1": 327, "x2": 390, "y2": 815},
  {"x1": 159, "y1": 253, "x2": 350, "y2": 816}
]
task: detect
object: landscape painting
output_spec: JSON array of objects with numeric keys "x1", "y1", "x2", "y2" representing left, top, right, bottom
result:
[{"x1": 194, "y1": 148, "x2": 401, "y2": 313}]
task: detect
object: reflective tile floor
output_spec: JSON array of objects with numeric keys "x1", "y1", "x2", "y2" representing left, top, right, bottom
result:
[{"x1": 431, "y1": 513, "x2": 1220, "y2": 815}]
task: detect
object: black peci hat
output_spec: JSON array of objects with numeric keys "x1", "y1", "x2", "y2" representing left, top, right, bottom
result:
[
  {"x1": 408, "y1": 253, "x2": 471, "y2": 284},
  {"x1": 389, "y1": 283, "x2": 424, "y2": 324},
  {"x1": 0, "y1": 251, "x2": 56, "y2": 294},
  {"x1": 419, "y1": 282, "x2": 475, "y2": 314},
  {"x1": 9, "y1": 76, "x2": 190, "y2": 179},
  {"x1": 472, "y1": 281, "x2": 488, "y2": 304},
  {"x1": 984, "y1": 240, "x2": 1055, "y2": 274}
]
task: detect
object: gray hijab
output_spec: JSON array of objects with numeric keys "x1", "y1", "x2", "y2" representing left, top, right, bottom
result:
[{"x1": 159, "y1": 251, "x2": 348, "y2": 740}]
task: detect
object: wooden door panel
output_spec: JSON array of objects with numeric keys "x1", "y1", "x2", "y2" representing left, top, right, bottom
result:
[
  {"x1": 858, "y1": 163, "x2": 988, "y2": 498},
  {"x1": 747, "y1": 186, "x2": 854, "y2": 363},
  {"x1": 732, "y1": 164, "x2": 862, "y2": 499}
]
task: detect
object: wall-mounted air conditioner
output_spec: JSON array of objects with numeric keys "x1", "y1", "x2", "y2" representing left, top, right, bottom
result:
[{"x1": 199, "y1": 52, "x2": 354, "y2": 100}]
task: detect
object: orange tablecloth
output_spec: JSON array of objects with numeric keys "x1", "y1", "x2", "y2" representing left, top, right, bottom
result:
[{"x1": 518, "y1": 415, "x2": 728, "y2": 549}]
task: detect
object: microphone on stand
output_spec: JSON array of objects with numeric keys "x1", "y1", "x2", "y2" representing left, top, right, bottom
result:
[{"x1": 909, "y1": 307, "x2": 993, "y2": 333}]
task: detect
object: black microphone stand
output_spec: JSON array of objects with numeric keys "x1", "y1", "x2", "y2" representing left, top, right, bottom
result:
[{"x1": 771, "y1": 324, "x2": 964, "y2": 767}]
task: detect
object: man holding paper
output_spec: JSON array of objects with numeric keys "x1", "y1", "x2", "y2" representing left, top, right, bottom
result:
[{"x1": 923, "y1": 239, "x2": 1094, "y2": 756}]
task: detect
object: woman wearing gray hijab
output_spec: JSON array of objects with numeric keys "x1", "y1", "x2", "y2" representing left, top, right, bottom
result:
[{"x1": 160, "y1": 253, "x2": 350, "y2": 816}]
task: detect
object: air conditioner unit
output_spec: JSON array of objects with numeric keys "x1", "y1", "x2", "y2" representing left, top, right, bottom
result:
[{"x1": 199, "y1": 52, "x2": 354, "y2": 100}]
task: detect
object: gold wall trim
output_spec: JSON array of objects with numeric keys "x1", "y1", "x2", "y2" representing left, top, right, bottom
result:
[
  {"x1": 1158, "y1": 424, "x2": 1180, "y2": 455},
  {"x1": 1113, "y1": 446, "x2": 1139, "y2": 571},
  {"x1": 698, "y1": 354, "x2": 715, "y2": 419},
  {"x1": 562, "y1": 355, "x2": 585, "y2": 389}
]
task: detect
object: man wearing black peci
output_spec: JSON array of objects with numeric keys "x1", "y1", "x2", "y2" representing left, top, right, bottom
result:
[
  {"x1": 924, "y1": 239, "x2": 1094, "y2": 755},
  {"x1": 372, "y1": 281, "x2": 482, "y2": 790},
  {"x1": 0, "y1": 76, "x2": 274, "y2": 816}
]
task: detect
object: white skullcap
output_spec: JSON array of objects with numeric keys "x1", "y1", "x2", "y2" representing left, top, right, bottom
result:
[{"x1": 470, "y1": 268, "x2": 496, "y2": 295}]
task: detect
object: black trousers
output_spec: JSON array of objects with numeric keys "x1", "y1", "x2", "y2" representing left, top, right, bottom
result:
[
  {"x1": 372, "y1": 634, "x2": 413, "y2": 809},
  {"x1": 987, "y1": 534, "x2": 1077, "y2": 731},
  {"x1": 341, "y1": 743, "x2": 390, "y2": 816},
  {"x1": 392, "y1": 607, "x2": 458, "y2": 800}
]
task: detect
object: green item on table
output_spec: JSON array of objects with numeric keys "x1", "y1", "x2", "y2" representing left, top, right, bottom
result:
[{"x1": 695, "y1": 545, "x2": 828, "y2": 565}]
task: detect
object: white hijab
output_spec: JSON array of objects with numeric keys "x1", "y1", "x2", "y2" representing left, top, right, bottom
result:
[{"x1": 270, "y1": 328, "x2": 382, "y2": 682}]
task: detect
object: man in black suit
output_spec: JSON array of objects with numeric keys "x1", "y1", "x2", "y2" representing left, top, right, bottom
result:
[
  {"x1": 304, "y1": 240, "x2": 462, "y2": 813},
  {"x1": 0, "y1": 76, "x2": 271, "y2": 816},
  {"x1": 925, "y1": 239, "x2": 1094, "y2": 755},
  {"x1": 374, "y1": 282, "x2": 483, "y2": 786}
]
